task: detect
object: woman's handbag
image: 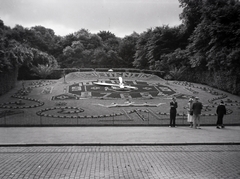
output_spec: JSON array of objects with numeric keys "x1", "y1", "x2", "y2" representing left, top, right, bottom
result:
[{"x1": 190, "y1": 111, "x2": 193, "y2": 116}]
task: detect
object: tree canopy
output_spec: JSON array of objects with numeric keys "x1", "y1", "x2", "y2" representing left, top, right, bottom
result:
[{"x1": 1, "y1": 0, "x2": 240, "y2": 94}]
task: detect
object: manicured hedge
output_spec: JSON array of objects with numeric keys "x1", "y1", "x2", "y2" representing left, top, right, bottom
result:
[
  {"x1": 95, "y1": 68, "x2": 109, "y2": 72},
  {"x1": 79, "y1": 68, "x2": 94, "y2": 72},
  {"x1": 0, "y1": 68, "x2": 18, "y2": 96},
  {"x1": 181, "y1": 70, "x2": 240, "y2": 95}
]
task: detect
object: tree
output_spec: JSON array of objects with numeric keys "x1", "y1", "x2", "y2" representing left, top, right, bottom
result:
[
  {"x1": 29, "y1": 26, "x2": 57, "y2": 53},
  {"x1": 62, "y1": 41, "x2": 85, "y2": 67},
  {"x1": 133, "y1": 26, "x2": 185, "y2": 70},
  {"x1": 184, "y1": 0, "x2": 240, "y2": 73},
  {"x1": 133, "y1": 29, "x2": 153, "y2": 69},
  {"x1": 18, "y1": 48, "x2": 58, "y2": 79},
  {"x1": 119, "y1": 32, "x2": 139, "y2": 68},
  {"x1": 97, "y1": 31, "x2": 116, "y2": 41},
  {"x1": 156, "y1": 48, "x2": 188, "y2": 72},
  {"x1": 0, "y1": 39, "x2": 33, "y2": 73},
  {"x1": 179, "y1": 0, "x2": 203, "y2": 34},
  {"x1": 146, "y1": 26, "x2": 185, "y2": 69},
  {"x1": 0, "y1": 22, "x2": 34, "y2": 94},
  {"x1": 61, "y1": 29, "x2": 105, "y2": 68},
  {"x1": 106, "y1": 50, "x2": 123, "y2": 68},
  {"x1": 92, "y1": 48, "x2": 108, "y2": 68}
]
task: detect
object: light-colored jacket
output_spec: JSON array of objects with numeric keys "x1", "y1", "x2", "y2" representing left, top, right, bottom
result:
[{"x1": 188, "y1": 102, "x2": 193, "y2": 114}]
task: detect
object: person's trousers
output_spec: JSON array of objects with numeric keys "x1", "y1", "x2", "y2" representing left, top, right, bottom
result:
[
  {"x1": 217, "y1": 114, "x2": 224, "y2": 126},
  {"x1": 193, "y1": 114, "x2": 201, "y2": 128},
  {"x1": 170, "y1": 113, "x2": 176, "y2": 127}
]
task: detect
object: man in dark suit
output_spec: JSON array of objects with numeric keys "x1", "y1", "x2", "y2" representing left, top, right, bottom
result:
[
  {"x1": 216, "y1": 100, "x2": 227, "y2": 129},
  {"x1": 169, "y1": 97, "x2": 178, "y2": 127},
  {"x1": 192, "y1": 97, "x2": 203, "y2": 129}
]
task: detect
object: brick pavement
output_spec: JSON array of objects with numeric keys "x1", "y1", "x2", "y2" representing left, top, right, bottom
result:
[{"x1": 0, "y1": 145, "x2": 240, "y2": 179}]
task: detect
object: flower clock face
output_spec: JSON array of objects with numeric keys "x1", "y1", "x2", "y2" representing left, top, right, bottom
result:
[{"x1": 68, "y1": 80, "x2": 176, "y2": 99}]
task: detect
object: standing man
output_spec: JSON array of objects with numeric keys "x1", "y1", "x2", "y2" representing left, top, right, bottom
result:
[
  {"x1": 216, "y1": 100, "x2": 227, "y2": 129},
  {"x1": 192, "y1": 97, "x2": 203, "y2": 129},
  {"x1": 169, "y1": 97, "x2": 178, "y2": 127}
]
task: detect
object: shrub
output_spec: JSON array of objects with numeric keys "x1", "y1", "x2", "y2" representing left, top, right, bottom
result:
[{"x1": 0, "y1": 68, "x2": 18, "y2": 95}]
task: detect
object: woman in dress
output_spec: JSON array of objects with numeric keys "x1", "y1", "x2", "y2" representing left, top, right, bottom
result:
[{"x1": 187, "y1": 98, "x2": 194, "y2": 127}]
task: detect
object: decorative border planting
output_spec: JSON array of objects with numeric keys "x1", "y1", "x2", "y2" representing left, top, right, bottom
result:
[
  {"x1": 29, "y1": 80, "x2": 56, "y2": 88},
  {"x1": 0, "y1": 95, "x2": 44, "y2": 109},
  {"x1": 208, "y1": 94, "x2": 228, "y2": 103},
  {"x1": 0, "y1": 110, "x2": 24, "y2": 118},
  {"x1": 36, "y1": 106, "x2": 128, "y2": 119},
  {"x1": 95, "y1": 102, "x2": 165, "y2": 108},
  {"x1": 36, "y1": 106, "x2": 84, "y2": 118},
  {"x1": 51, "y1": 93, "x2": 80, "y2": 100}
]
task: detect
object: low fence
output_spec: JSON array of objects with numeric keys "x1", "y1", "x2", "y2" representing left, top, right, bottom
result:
[{"x1": 0, "y1": 111, "x2": 239, "y2": 127}]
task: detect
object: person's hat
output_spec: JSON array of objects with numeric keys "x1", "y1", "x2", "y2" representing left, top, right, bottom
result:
[{"x1": 195, "y1": 97, "x2": 199, "y2": 99}]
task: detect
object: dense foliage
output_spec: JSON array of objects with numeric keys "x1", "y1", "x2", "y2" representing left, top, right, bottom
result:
[{"x1": 0, "y1": 0, "x2": 240, "y2": 94}]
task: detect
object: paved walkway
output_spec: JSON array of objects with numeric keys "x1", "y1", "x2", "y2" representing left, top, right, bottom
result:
[
  {"x1": 1, "y1": 127, "x2": 240, "y2": 178},
  {"x1": 0, "y1": 126, "x2": 240, "y2": 145}
]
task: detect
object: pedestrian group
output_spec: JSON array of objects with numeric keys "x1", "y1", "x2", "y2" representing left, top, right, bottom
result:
[{"x1": 169, "y1": 97, "x2": 226, "y2": 129}]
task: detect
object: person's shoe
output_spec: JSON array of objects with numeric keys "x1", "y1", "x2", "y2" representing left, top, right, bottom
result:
[
  {"x1": 216, "y1": 126, "x2": 220, "y2": 129},
  {"x1": 221, "y1": 126, "x2": 225, "y2": 128},
  {"x1": 197, "y1": 127, "x2": 201, "y2": 129}
]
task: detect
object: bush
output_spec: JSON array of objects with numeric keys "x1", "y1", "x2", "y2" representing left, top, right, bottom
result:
[
  {"x1": 95, "y1": 68, "x2": 109, "y2": 72},
  {"x1": 0, "y1": 68, "x2": 18, "y2": 96},
  {"x1": 112, "y1": 68, "x2": 127, "y2": 72},
  {"x1": 127, "y1": 69, "x2": 141, "y2": 73},
  {"x1": 181, "y1": 69, "x2": 240, "y2": 95},
  {"x1": 79, "y1": 68, "x2": 94, "y2": 72}
]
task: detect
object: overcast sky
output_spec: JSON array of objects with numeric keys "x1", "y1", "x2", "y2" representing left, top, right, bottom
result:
[{"x1": 0, "y1": 0, "x2": 183, "y2": 37}]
